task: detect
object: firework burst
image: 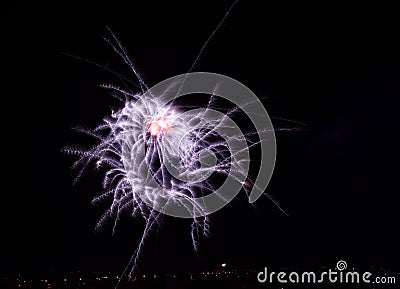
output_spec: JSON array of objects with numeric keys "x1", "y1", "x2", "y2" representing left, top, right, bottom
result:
[{"x1": 64, "y1": 0, "x2": 286, "y2": 279}]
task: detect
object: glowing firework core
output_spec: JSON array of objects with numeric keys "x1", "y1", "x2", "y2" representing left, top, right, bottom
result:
[{"x1": 147, "y1": 118, "x2": 170, "y2": 136}]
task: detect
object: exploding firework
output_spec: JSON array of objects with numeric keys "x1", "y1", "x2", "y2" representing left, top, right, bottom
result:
[{"x1": 64, "y1": 0, "x2": 286, "y2": 279}]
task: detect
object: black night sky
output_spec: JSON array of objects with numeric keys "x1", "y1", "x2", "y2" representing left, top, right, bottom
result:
[{"x1": 3, "y1": 0, "x2": 400, "y2": 278}]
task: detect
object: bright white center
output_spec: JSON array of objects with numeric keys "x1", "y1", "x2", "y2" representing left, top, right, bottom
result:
[{"x1": 147, "y1": 118, "x2": 169, "y2": 136}]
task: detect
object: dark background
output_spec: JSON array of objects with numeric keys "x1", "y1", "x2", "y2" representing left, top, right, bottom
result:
[{"x1": 3, "y1": 0, "x2": 399, "y2": 277}]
